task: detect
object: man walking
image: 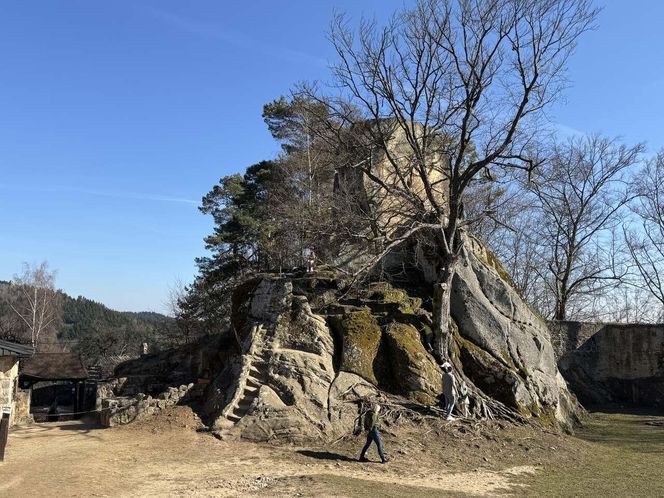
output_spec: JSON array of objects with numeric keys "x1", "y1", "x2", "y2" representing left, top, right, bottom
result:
[{"x1": 359, "y1": 403, "x2": 389, "y2": 463}]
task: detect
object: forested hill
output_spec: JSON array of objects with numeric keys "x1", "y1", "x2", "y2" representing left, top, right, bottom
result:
[
  {"x1": 59, "y1": 293, "x2": 175, "y2": 360},
  {"x1": 0, "y1": 281, "x2": 175, "y2": 361}
]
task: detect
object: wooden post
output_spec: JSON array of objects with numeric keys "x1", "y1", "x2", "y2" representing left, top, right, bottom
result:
[
  {"x1": 81, "y1": 381, "x2": 87, "y2": 415},
  {"x1": 0, "y1": 410, "x2": 10, "y2": 461},
  {"x1": 74, "y1": 382, "x2": 81, "y2": 419}
]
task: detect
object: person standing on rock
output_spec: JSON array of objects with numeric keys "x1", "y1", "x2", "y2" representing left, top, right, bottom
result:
[
  {"x1": 305, "y1": 249, "x2": 316, "y2": 273},
  {"x1": 441, "y1": 362, "x2": 457, "y2": 421},
  {"x1": 359, "y1": 403, "x2": 389, "y2": 463},
  {"x1": 459, "y1": 381, "x2": 470, "y2": 418}
]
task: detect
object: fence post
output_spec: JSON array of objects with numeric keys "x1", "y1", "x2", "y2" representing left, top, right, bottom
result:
[{"x1": 0, "y1": 409, "x2": 10, "y2": 461}]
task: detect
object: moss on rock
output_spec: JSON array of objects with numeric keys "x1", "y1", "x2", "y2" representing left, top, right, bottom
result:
[
  {"x1": 337, "y1": 308, "x2": 382, "y2": 385},
  {"x1": 367, "y1": 282, "x2": 423, "y2": 314},
  {"x1": 384, "y1": 323, "x2": 442, "y2": 404},
  {"x1": 454, "y1": 333, "x2": 524, "y2": 411}
]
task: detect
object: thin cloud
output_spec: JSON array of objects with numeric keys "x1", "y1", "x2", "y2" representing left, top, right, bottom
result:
[
  {"x1": 555, "y1": 123, "x2": 586, "y2": 138},
  {"x1": 140, "y1": 6, "x2": 328, "y2": 68},
  {"x1": 0, "y1": 184, "x2": 199, "y2": 205}
]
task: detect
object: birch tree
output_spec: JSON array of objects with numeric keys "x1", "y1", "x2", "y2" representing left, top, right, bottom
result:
[{"x1": 9, "y1": 261, "x2": 62, "y2": 347}]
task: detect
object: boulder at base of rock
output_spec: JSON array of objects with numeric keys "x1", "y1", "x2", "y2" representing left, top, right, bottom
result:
[
  {"x1": 331, "y1": 308, "x2": 382, "y2": 385},
  {"x1": 384, "y1": 323, "x2": 442, "y2": 405}
]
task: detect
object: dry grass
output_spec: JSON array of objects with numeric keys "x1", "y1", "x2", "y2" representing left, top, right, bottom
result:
[
  {"x1": 1, "y1": 406, "x2": 662, "y2": 497},
  {"x1": 514, "y1": 410, "x2": 664, "y2": 497}
]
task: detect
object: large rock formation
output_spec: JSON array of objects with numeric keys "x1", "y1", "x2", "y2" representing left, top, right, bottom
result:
[
  {"x1": 101, "y1": 237, "x2": 581, "y2": 440},
  {"x1": 199, "y1": 240, "x2": 581, "y2": 441}
]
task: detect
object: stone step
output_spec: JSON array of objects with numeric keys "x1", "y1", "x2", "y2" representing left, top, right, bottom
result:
[
  {"x1": 248, "y1": 365, "x2": 263, "y2": 375},
  {"x1": 226, "y1": 413, "x2": 242, "y2": 423},
  {"x1": 246, "y1": 378, "x2": 261, "y2": 389},
  {"x1": 237, "y1": 398, "x2": 255, "y2": 410}
]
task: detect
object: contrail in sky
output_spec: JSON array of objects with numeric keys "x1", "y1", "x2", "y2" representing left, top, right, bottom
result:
[
  {"x1": 0, "y1": 184, "x2": 199, "y2": 205},
  {"x1": 139, "y1": 5, "x2": 328, "y2": 68}
]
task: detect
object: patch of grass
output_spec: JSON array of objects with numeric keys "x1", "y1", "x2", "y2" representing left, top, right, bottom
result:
[
  {"x1": 260, "y1": 474, "x2": 473, "y2": 498},
  {"x1": 515, "y1": 411, "x2": 664, "y2": 497}
]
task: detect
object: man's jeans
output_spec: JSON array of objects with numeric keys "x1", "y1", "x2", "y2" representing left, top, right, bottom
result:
[
  {"x1": 360, "y1": 427, "x2": 386, "y2": 462},
  {"x1": 444, "y1": 394, "x2": 456, "y2": 417}
]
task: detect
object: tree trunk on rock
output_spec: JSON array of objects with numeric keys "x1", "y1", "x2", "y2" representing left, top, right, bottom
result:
[{"x1": 432, "y1": 262, "x2": 456, "y2": 362}]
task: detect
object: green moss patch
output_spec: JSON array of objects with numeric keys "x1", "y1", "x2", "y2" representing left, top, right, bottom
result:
[
  {"x1": 384, "y1": 323, "x2": 442, "y2": 404},
  {"x1": 367, "y1": 282, "x2": 423, "y2": 314},
  {"x1": 337, "y1": 308, "x2": 382, "y2": 385}
]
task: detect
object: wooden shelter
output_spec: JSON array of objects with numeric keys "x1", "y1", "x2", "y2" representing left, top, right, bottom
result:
[{"x1": 19, "y1": 353, "x2": 89, "y2": 419}]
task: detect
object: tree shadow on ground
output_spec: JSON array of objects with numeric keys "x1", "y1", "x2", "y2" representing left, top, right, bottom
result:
[
  {"x1": 56, "y1": 418, "x2": 104, "y2": 432},
  {"x1": 297, "y1": 450, "x2": 357, "y2": 462},
  {"x1": 585, "y1": 404, "x2": 664, "y2": 416}
]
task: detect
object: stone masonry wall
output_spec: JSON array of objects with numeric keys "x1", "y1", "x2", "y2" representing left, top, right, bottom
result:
[
  {"x1": 12, "y1": 389, "x2": 32, "y2": 425},
  {"x1": 99, "y1": 382, "x2": 195, "y2": 427},
  {"x1": 0, "y1": 356, "x2": 19, "y2": 426},
  {"x1": 548, "y1": 321, "x2": 605, "y2": 361},
  {"x1": 549, "y1": 321, "x2": 664, "y2": 407}
]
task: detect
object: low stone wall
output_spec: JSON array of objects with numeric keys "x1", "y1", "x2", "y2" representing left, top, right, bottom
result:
[
  {"x1": 99, "y1": 383, "x2": 194, "y2": 427},
  {"x1": 0, "y1": 356, "x2": 19, "y2": 426},
  {"x1": 549, "y1": 321, "x2": 664, "y2": 407},
  {"x1": 13, "y1": 389, "x2": 32, "y2": 425}
]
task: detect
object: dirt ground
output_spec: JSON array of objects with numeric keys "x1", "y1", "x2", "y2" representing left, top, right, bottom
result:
[{"x1": 1, "y1": 406, "x2": 662, "y2": 497}]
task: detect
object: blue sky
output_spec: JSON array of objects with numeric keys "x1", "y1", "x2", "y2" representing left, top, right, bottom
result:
[{"x1": 1, "y1": 1, "x2": 663, "y2": 313}]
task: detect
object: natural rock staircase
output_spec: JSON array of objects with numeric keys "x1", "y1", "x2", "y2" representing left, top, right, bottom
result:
[{"x1": 214, "y1": 324, "x2": 274, "y2": 437}]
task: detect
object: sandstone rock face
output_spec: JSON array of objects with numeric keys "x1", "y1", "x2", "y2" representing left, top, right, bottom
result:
[
  {"x1": 332, "y1": 309, "x2": 382, "y2": 385},
  {"x1": 99, "y1": 237, "x2": 581, "y2": 437},
  {"x1": 204, "y1": 246, "x2": 581, "y2": 442},
  {"x1": 450, "y1": 241, "x2": 580, "y2": 428},
  {"x1": 205, "y1": 278, "x2": 379, "y2": 442},
  {"x1": 384, "y1": 323, "x2": 442, "y2": 405}
]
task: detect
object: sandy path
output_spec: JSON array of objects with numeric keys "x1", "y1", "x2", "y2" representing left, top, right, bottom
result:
[{"x1": 0, "y1": 418, "x2": 535, "y2": 497}]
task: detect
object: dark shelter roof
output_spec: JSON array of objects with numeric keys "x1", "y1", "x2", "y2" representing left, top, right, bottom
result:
[
  {"x1": 0, "y1": 339, "x2": 35, "y2": 358},
  {"x1": 20, "y1": 353, "x2": 88, "y2": 381}
]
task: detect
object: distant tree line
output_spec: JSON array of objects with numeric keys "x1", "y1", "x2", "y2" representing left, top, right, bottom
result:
[{"x1": 0, "y1": 262, "x2": 177, "y2": 364}]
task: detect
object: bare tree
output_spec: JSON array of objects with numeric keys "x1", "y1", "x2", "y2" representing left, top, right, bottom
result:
[
  {"x1": 625, "y1": 151, "x2": 664, "y2": 314},
  {"x1": 9, "y1": 261, "x2": 63, "y2": 347},
  {"x1": 302, "y1": 0, "x2": 598, "y2": 360},
  {"x1": 482, "y1": 191, "x2": 553, "y2": 310},
  {"x1": 530, "y1": 135, "x2": 643, "y2": 320}
]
